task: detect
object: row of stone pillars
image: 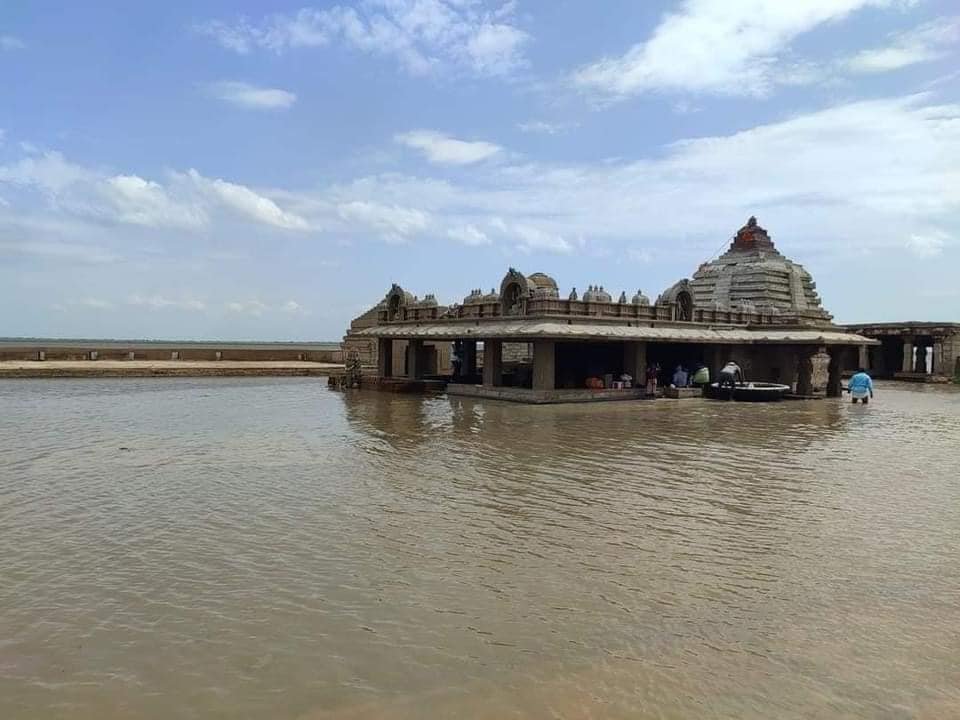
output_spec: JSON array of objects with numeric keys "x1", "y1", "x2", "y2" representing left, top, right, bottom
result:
[
  {"x1": 377, "y1": 337, "x2": 852, "y2": 397},
  {"x1": 377, "y1": 338, "x2": 430, "y2": 379},
  {"x1": 901, "y1": 338, "x2": 948, "y2": 375}
]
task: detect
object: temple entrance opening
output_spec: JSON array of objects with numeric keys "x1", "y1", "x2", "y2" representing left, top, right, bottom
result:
[
  {"x1": 870, "y1": 336, "x2": 904, "y2": 378},
  {"x1": 912, "y1": 336, "x2": 935, "y2": 374},
  {"x1": 555, "y1": 342, "x2": 627, "y2": 389},
  {"x1": 646, "y1": 343, "x2": 711, "y2": 383}
]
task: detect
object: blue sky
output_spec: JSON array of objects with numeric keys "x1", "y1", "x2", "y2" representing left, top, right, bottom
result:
[{"x1": 1, "y1": 0, "x2": 958, "y2": 340}]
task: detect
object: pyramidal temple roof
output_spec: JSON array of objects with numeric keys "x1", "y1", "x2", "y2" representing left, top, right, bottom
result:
[{"x1": 689, "y1": 217, "x2": 832, "y2": 322}]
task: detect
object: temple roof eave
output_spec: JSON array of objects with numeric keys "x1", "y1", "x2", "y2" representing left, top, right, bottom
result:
[{"x1": 356, "y1": 321, "x2": 877, "y2": 346}]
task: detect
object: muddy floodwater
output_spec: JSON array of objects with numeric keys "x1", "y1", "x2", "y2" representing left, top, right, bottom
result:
[{"x1": 2, "y1": 378, "x2": 959, "y2": 719}]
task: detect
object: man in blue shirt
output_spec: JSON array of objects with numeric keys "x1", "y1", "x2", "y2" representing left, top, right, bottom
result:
[{"x1": 848, "y1": 368, "x2": 874, "y2": 404}]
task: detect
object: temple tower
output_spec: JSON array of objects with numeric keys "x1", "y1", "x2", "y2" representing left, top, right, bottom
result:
[{"x1": 689, "y1": 217, "x2": 832, "y2": 324}]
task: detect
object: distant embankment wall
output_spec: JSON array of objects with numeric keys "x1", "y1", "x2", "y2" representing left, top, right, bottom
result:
[{"x1": 0, "y1": 341, "x2": 342, "y2": 363}]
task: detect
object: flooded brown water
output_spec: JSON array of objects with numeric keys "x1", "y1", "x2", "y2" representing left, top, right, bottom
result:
[{"x1": 2, "y1": 378, "x2": 959, "y2": 719}]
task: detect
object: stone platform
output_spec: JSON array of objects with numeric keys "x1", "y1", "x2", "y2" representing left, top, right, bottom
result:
[
  {"x1": 447, "y1": 383, "x2": 648, "y2": 404},
  {"x1": 894, "y1": 372, "x2": 955, "y2": 384},
  {"x1": 663, "y1": 387, "x2": 703, "y2": 399}
]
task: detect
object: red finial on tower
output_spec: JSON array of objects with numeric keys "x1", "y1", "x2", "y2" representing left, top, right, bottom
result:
[{"x1": 731, "y1": 216, "x2": 775, "y2": 251}]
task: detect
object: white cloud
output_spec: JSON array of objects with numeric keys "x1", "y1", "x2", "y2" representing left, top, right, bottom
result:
[
  {"x1": 310, "y1": 94, "x2": 959, "y2": 261},
  {"x1": 844, "y1": 17, "x2": 960, "y2": 73},
  {"x1": 511, "y1": 223, "x2": 572, "y2": 254},
  {"x1": 205, "y1": 80, "x2": 297, "y2": 110},
  {"x1": 627, "y1": 248, "x2": 654, "y2": 264},
  {"x1": 337, "y1": 199, "x2": 429, "y2": 242},
  {"x1": 1, "y1": 35, "x2": 26, "y2": 51},
  {"x1": 464, "y1": 22, "x2": 529, "y2": 76},
  {"x1": 0, "y1": 240, "x2": 118, "y2": 264},
  {"x1": 0, "y1": 152, "x2": 206, "y2": 229},
  {"x1": 395, "y1": 130, "x2": 501, "y2": 165},
  {"x1": 186, "y1": 170, "x2": 310, "y2": 230},
  {"x1": 102, "y1": 175, "x2": 207, "y2": 229},
  {"x1": 572, "y1": 0, "x2": 900, "y2": 98},
  {"x1": 0, "y1": 151, "x2": 95, "y2": 193},
  {"x1": 4, "y1": 94, "x2": 958, "y2": 284},
  {"x1": 128, "y1": 294, "x2": 207, "y2": 311},
  {"x1": 447, "y1": 224, "x2": 490, "y2": 246},
  {"x1": 197, "y1": 1, "x2": 529, "y2": 77},
  {"x1": 282, "y1": 300, "x2": 309, "y2": 314},
  {"x1": 905, "y1": 230, "x2": 950, "y2": 258},
  {"x1": 517, "y1": 120, "x2": 577, "y2": 135},
  {"x1": 226, "y1": 299, "x2": 269, "y2": 316},
  {"x1": 0, "y1": 150, "x2": 309, "y2": 232},
  {"x1": 77, "y1": 297, "x2": 113, "y2": 309}
]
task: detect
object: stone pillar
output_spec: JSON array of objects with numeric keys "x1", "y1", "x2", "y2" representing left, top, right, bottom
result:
[
  {"x1": 623, "y1": 341, "x2": 647, "y2": 386},
  {"x1": 532, "y1": 340, "x2": 556, "y2": 391},
  {"x1": 482, "y1": 340, "x2": 502, "y2": 387},
  {"x1": 394, "y1": 341, "x2": 408, "y2": 377},
  {"x1": 932, "y1": 340, "x2": 945, "y2": 376},
  {"x1": 780, "y1": 346, "x2": 800, "y2": 391},
  {"x1": 827, "y1": 349, "x2": 842, "y2": 398},
  {"x1": 858, "y1": 345, "x2": 869, "y2": 371},
  {"x1": 377, "y1": 338, "x2": 393, "y2": 378},
  {"x1": 407, "y1": 340, "x2": 424, "y2": 379},
  {"x1": 902, "y1": 339, "x2": 914, "y2": 373},
  {"x1": 811, "y1": 347, "x2": 831, "y2": 395},
  {"x1": 463, "y1": 340, "x2": 478, "y2": 377},
  {"x1": 797, "y1": 349, "x2": 815, "y2": 396},
  {"x1": 707, "y1": 345, "x2": 726, "y2": 379},
  {"x1": 914, "y1": 341, "x2": 928, "y2": 373}
]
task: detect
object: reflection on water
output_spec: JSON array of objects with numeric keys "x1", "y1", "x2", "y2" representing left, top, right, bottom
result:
[{"x1": 1, "y1": 378, "x2": 959, "y2": 719}]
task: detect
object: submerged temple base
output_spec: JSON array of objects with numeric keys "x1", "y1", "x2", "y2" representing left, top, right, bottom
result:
[{"x1": 447, "y1": 383, "x2": 647, "y2": 405}]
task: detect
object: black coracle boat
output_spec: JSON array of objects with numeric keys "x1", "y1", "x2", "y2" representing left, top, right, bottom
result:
[{"x1": 704, "y1": 382, "x2": 791, "y2": 402}]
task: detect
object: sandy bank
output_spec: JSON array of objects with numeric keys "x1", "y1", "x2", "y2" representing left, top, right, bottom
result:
[{"x1": 0, "y1": 360, "x2": 342, "y2": 378}]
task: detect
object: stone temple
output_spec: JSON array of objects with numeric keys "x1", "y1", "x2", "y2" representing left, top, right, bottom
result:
[{"x1": 341, "y1": 218, "x2": 877, "y2": 403}]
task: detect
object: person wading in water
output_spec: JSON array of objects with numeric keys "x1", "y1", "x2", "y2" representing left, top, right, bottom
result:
[{"x1": 847, "y1": 368, "x2": 875, "y2": 404}]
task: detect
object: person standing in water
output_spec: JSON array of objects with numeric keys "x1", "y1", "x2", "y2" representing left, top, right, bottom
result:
[
  {"x1": 645, "y1": 364, "x2": 660, "y2": 398},
  {"x1": 848, "y1": 368, "x2": 874, "y2": 404}
]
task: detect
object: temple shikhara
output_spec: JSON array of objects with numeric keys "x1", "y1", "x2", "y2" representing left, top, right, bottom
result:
[{"x1": 341, "y1": 218, "x2": 881, "y2": 403}]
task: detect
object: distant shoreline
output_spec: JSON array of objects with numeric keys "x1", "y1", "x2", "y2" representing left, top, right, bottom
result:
[{"x1": 0, "y1": 360, "x2": 340, "y2": 379}]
